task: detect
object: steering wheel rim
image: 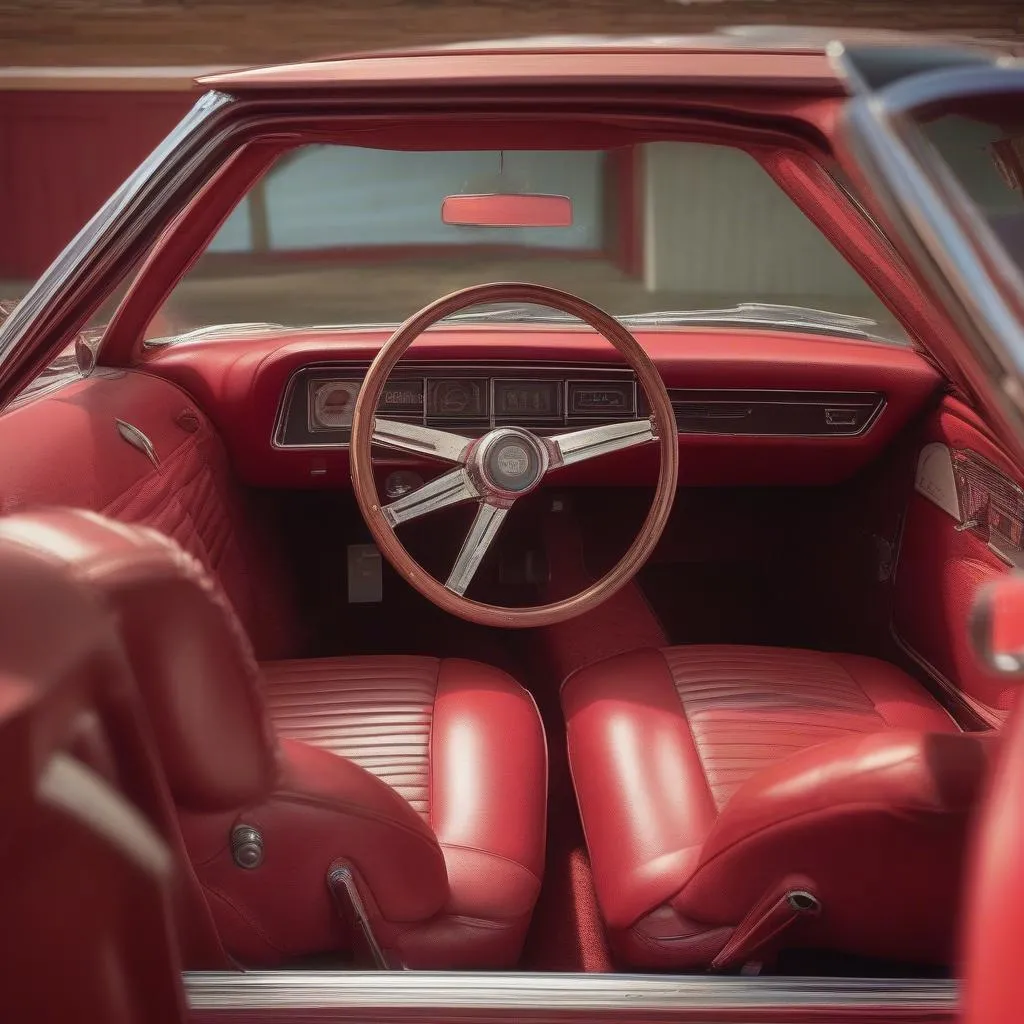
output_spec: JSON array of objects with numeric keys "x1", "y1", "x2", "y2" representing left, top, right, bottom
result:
[{"x1": 350, "y1": 282, "x2": 678, "y2": 628}]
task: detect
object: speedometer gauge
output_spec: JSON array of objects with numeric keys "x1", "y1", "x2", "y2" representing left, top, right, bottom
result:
[{"x1": 309, "y1": 379, "x2": 361, "y2": 431}]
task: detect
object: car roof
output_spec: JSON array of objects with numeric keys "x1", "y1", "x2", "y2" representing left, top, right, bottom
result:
[{"x1": 198, "y1": 27, "x2": 1018, "y2": 94}]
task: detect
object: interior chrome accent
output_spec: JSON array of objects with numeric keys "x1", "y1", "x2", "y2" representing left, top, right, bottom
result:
[
  {"x1": 446, "y1": 503, "x2": 509, "y2": 595},
  {"x1": 380, "y1": 467, "x2": 479, "y2": 527},
  {"x1": 666, "y1": 389, "x2": 885, "y2": 437},
  {"x1": 475, "y1": 427, "x2": 550, "y2": 494},
  {"x1": 373, "y1": 417, "x2": 472, "y2": 463},
  {"x1": 786, "y1": 890, "x2": 822, "y2": 914},
  {"x1": 326, "y1": 864, "x2": 391, "y2": 970},
  {"x1": 376, "y1": 410, "x2": 656, "y2": 596},
  {"x1": 950, "y1": 448, "x2": 1024, "y2": 567},
  {"x1": 229, "y1": 825, "x2": 263, "y2": 870},
  {"x1": 184, "y1": 971, "x2": 958, "y2": 1018},
  {"x1": 914, "y1": 442, "x2": 962, "y2": 521},
  {"x1": 549, "y1": 417, "x2": 656, "y2": 466},
  {"x1": 74, "y1": 332, "x2": 98, "y2": 377},
  {"x1": 277, "y1": 366, "x2": 887, "y2": 450},
  {"x1": 115, "y1": 418, "x2": 159, "y2": 468},
  {"x1": 273, "y1": 362, "x2": 638, "y2": 450}
]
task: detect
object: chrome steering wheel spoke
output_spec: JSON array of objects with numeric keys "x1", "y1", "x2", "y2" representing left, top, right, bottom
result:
[
  {"x1": 445, "y1": 501, "x2": 510, "y2": 596},
  {"x1": 373, "y1": 417, "x2": 472, "y2": 463},
  {"x1": 548, "y1": 417, "x2": 657, "y2": 467},
  {"x1": 381, "y1": 467, "x2": 479, "y2": 527}
]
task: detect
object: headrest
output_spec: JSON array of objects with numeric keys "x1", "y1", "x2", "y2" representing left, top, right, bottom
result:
[{"x1": 0, "y1": 509, "x2": 278, "y2": 811}]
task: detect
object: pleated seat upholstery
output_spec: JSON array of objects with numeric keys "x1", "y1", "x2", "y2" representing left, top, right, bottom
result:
[
  {"x1": 562, "y1": 644, "x2": 990, "y2": 970},
  {"x1": 261, "y1": 655, "x2": 548, "y2": 965}
]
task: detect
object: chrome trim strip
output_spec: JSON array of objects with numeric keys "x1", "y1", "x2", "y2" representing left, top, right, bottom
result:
[
  {"x1": 185, "y1": 971, "x2": 957, "y2": 1017},
  {"x1": 272, "y1": 361, "x2": 637, "y2": 451},
  {"x1": 550, "y1": 417, "x2": 656, "y2": 466},
  {"x1": 373, "y1": 418, "x2": 472, "y2": 463},
  {"x1": 668, "y1": 389, "x2": 885, "y2": 438},
  {"x1": 445, "y1": 503, "x2": 509, "y2": 595},
  {"x1": 380, "y1": 467, "x2": 479, "y2": 527},
  {"x1": 115, "y1": 418, "x2": 160, "y2": 468},
  {"x1": 275, "y1": 364, "x2": 885, "y2": 450}
]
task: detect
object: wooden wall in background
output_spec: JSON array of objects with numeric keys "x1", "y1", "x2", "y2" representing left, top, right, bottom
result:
[
  {"x1": 0, "y1": 0, "x2": 1021, "y2": 66},
  {"x1": 0, "y1": 89, "x2": 193, "y2": 278},
  {"x1": 1, "y1": 0, "x2": 1022, "y2": 279}
]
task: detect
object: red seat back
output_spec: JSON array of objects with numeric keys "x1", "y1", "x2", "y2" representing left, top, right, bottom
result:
[{"x1": 0, "y1": 513, "x2": 196, "y2": 1021}]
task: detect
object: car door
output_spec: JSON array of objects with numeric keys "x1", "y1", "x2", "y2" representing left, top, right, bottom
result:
[
  {"x1": 829, "y1": 44, "x2": 1024, "y2": 1024},
  {"x1": 830, "y1": 50, "x2": 1024, "y2": 731}
]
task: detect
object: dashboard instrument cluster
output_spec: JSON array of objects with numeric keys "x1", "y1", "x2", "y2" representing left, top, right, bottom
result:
[
  {"x1": 275, "y1": 364, "x2": 639, "y2": 448},
  {"x1": 274, "y1": 362, "x2": 885, "y2": 449}
]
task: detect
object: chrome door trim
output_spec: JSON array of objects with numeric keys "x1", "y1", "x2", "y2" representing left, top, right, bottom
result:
[{"x1": 185, "y1": 971, "x2": 957, "y2": 1020}]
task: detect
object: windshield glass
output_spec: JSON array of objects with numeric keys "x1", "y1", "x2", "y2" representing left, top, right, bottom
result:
[{"x1": 148, "y1": 141, "x2": 907, "y2": 344}]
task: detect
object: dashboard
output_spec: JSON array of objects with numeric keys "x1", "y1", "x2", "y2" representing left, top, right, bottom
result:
[
  {"x1": 276, "y1": 362, "x2": 884, "y2": 449},
  {"x1": 145, "y1": 327, "x2": 942, "y2": 489}
]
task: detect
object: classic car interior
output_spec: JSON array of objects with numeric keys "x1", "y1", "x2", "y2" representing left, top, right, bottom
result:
[{"x1": 0, "y1": 39, "x2": 1020, "y2": 1001}]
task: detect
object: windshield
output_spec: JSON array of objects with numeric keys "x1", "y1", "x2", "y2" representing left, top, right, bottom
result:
[{"x1": 148, "y1": 141, "x2": 907, "y2": 344}]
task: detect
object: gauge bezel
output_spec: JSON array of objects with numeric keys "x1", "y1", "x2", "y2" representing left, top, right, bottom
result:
[
  {"x1": 308, "y1": 378, "x2": 361, "y2": 432},
  {"x1": 426, "y1": 377, "x2": 489, "y2": 421}
]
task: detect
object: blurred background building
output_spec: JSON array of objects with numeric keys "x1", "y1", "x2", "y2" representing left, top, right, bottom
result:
[{"x1": 1, "y1": 0, "x2": 1021, "y2": 312}]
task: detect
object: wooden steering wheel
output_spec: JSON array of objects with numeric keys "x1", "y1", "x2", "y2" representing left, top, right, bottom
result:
[{"x1": 350, "y1": 282, "x2": 678, "y2": 628}]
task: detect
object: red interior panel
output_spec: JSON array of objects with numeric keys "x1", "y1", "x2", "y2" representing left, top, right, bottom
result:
[
  {"x1": 0, "y1": 369, "x2": 301, "y2": 660},
  {"x1": 893, "y1": 398, "x2": 1020, "y2": 727},
  {"x1": 142, "y1": 327, "x2": 941, "y2": 489}
]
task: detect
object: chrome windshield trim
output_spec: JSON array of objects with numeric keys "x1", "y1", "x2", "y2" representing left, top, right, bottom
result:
[
  {"x1": 0, "y1": 91, "x2": 234, "y2": 400},
  {"x1": 184, "y1": 971, "x2": 957, "y2": 1016}
]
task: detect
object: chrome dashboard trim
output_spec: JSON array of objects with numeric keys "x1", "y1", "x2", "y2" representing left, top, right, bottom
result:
[
  {"x1": 667, "y1": 388, "x2": 887, "y2": 438},
  {"x1": 271, "y1": 361, "x2": 636, "y2": 452},
  {"x1": 274, "y1": 365, "x2": 886, "y2": 451},
  {"x1": 185, "y1": 971, "x2": 957, "y2": 1020}
]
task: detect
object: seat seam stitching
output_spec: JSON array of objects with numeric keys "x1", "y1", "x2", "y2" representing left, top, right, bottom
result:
[{"x1": 440, "y1": 841, "x2": 543, "y2": 888}]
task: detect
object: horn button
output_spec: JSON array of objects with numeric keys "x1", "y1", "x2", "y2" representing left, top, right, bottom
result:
[{"x1": 472, "y1": 428, "x2": 548, "y2": 499}]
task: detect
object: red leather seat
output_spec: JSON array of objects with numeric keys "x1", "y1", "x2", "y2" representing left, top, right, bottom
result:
[
  {"x1": 563, "y1": 645, "x2": 992, "y2": 970},
  {"x1": 0, "y1": 513, "x2": 193, "y2": 1022},
  {"x1": 0, "y1": 509, "x2": 547, "y2": 970}
]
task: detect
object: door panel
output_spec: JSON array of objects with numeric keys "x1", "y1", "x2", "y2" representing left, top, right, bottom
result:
[{"x1": 893, "y1": 398, "x2": 1019, "y2": 727}]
